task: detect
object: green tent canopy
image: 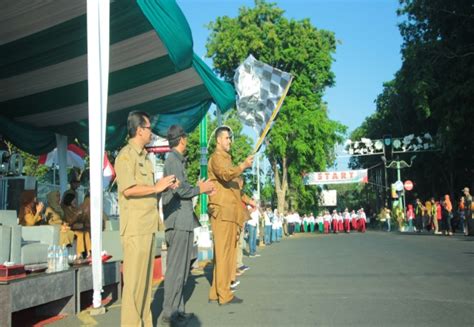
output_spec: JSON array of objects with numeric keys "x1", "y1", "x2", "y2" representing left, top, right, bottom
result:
[{"x1": 0, "y1": 0, "x2": 235, "y2": 155}]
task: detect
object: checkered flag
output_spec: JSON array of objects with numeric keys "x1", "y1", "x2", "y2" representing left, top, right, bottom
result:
[{"x1": 234, "y1": 55, "x2": 293, "y2": 152}]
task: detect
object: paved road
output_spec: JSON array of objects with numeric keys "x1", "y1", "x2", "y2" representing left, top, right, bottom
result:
[{"x1": 51, "y1": 231, "x2": 474, "y2": 326}]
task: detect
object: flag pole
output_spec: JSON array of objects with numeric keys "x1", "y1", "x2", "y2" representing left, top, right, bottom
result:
[{"x1": 253, "y1": 76, "x2": 293, "y2": 154}]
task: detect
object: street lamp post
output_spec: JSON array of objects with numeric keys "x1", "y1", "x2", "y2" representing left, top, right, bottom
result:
[{"x1": 381, "y1": 155, "x2": 416, "y2": 227}]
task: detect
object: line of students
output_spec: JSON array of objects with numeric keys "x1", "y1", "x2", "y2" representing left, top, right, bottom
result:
[{"x1": 285, "y1": 208, "x2": 367, "y2": 234}]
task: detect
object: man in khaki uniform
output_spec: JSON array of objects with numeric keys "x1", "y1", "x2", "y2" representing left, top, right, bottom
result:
[
  {"x1": 208, "y1": 126, "x2": 253, "y2": 305},
  {"x1": 115, "y1": 111, "x2": 177, "y2": 326}
]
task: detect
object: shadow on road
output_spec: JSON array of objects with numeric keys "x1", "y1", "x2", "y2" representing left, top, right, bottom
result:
[{"x1": 151, "y1": 274, "x2": 204, "y2": 326}]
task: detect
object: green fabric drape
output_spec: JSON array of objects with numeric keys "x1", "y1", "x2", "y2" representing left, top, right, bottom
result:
[
  {"x1": 0, "y1": 0, "x2": 236, "y2": 155},
  {"x1": 0, "y1": 116, "x2": 57, "y2": 155},
  {"x1": 137, "y1": 0, "x2": 193, "y2": 71}
]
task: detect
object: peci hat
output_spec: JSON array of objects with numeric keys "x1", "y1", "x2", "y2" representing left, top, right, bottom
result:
[{"x1": 166, "y1": 125, "x2": 187, "y2": 142}]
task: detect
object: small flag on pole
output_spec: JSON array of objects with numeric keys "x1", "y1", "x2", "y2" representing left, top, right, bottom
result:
[
  {"x1": 103, "y1": 152, "x2": 115, "y2": 189},
  {"x1": 234, "y1": 55, "x2": 293, "y2": 153}
]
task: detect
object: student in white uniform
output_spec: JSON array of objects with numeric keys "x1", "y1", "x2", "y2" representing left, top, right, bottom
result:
[
  {"x1": 351, "y1": 210, "x2": 358, "y2": 231},
  {"x1": 247, "y1": 205, "x2": 260, "y2": 256},
  {"x1": 316, "y1": 214, "x2": 324, "y2": 233},
  {"x1": 323, "y1": 210, "x2": 332, "y2": 234},
  {"x1": 308, "y1": 213, "x2": 315, "y2": 233},
  {"x1": 272, "y1": 209, "x2": 279, "y2": 242},
  {"x1": 294, "y1": 211, "x2": 302, "y2": 233},
  {"x1": 343, "y1": 208, "x2": 351, "y2": 233},
  {"x1": 264, "y1": 207, "x2": 273, "y2": 245},
  {"x1": 358, "y1": 208, "x2": 367, "y2": 232},
  {"x1": 331, "y1": 210, "x2": 339, "y2": 233},
  {"x1": 337, "y1": 211, "x2": 344, "y2": 232},
  {"x1": 276, "y1": 211, "x2": 283, "y2": 241}
]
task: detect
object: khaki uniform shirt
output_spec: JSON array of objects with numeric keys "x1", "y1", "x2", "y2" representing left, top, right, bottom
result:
[
  {"x1": 45, "y1": 207, "x2": 64, "y2": 225},
  {"x1": 115, "y1": 140, "x2": 159, "y2": 236},
  {"x1": 207, "y1": 149, "x2": 244, "y2": 223}
]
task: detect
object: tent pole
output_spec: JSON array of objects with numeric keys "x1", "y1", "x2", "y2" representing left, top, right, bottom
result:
[
  {"x1": 199, "y1": 113, "x2": 208, "y2": 224},
  {"x1": 87, "y1": 0, "x2": 110, "y2": 312},
  {"x1": 55, "y1": 134, "x2": 68, "y2": 197}
]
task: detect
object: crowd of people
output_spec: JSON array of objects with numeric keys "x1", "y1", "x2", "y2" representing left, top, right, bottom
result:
[
  {"x1": 17, "y1": 176, "x2": 105, "y2": 259},
  {"x1": 112, "y1": 111, "x2": 376, "y2": 326},
  {"x1": 378, "y1": 187, "x2": 473, "y2": 235},
  {"x1": 247, "y1": 207, "x2": 369, "y2": 245}
]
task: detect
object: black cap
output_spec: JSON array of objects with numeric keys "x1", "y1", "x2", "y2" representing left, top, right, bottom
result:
[{"x1": 166, "y1": 125, "x2": 187, "y2": 142}]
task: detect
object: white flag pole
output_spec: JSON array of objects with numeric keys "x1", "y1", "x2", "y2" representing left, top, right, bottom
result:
[{"x1": 87, "y1": 0, "x2": 110, "y2": 312}]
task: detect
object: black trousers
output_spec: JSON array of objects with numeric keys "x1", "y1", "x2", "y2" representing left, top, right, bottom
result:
[{"x1": 162, "y1": 229, "x2": 194, "y2": 318}]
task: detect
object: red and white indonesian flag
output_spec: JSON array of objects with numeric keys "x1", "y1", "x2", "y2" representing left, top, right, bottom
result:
[
  {"x1": 103, "y1": 152, "x2": 115, "y2": 188},
  {"x1": 39, "y1": 144, "x2": 86, "y2": 169}
]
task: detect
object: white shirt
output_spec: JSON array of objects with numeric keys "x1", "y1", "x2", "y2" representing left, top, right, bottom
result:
[
  {"x1": 359, "y1": 212, "x2": 367, "y2": 221},
  {"x1": 344, "y1": 212, "x2": 351, "y2": 220},
  {"x1": 264, "y1": 211, "x2": 272, "y2": 226},
  {"x1": 323, "y1": 214, "x2": 332, "y2": 222},
  {"x1": 272, "y1": 213, "x2": 279, "y2": 229},
  {"x1": 294, "y1": 213, "x2": 301, "y2": 224},
  {"x1": 248, "y1": 209, "x2": 260, "y2": 227}
]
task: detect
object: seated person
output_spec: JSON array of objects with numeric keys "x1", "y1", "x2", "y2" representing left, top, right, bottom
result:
[
  {"x1": 62, "y1": 192, "x2": 91, "y2": 258},
  {"x1": 18, "y1": 190, "x2": 44, "y2": 226},
  {"x1": 80, "y1": 194, "x2": 109, "y2": 232},
  {"x1": 45, "y1": 191, "x2": 75, "y2": 247}
]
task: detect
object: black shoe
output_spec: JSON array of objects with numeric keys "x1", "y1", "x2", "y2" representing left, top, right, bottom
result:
[
  {"x1": 219, "y1": 296, "x2": 243, "y2": 306},
  {"x1": 176, "y1": 312, "x2": 194, "y2": 321}
]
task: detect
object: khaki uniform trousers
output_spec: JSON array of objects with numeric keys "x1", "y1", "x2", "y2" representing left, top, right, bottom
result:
[
  {"x1": 74, "y1": 231, "x2": 91, "y2": 257},
  {"x1": 230, "y1": 228, "x2": 242, "y2": 283},
  {"x1": 209, "y1": 218, "x2": 237, "y2": 304},
  {"x1": 236, "y1": 227, "x2": 245, "y2": 268},
  {"x1": 121, "y1": 234, "x2": 155, "y2": 327},
  {"x1": 59, "y1": 229, "x2": 75, "y2": 247}
]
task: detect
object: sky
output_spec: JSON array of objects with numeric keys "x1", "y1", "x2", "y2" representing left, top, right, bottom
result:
[{"x1": 178, "y1": 0, "x2": 404, "y2": 167}]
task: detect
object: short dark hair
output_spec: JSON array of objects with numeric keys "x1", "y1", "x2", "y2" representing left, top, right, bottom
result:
[
  {"x1": 215, "y1": 126, "x2": 231, "y2": 140},
  {"x1": 127, "y1": 111, "x2": 150, "y2": 138},
  {"x1": 62, "y1": 193, "x2": 76, "y2": 206},
  {"x1": 167, "y1": 125, "x2": 187, "y2": 148}
]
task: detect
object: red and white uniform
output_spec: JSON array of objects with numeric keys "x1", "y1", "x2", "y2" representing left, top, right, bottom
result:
[
  {"x1": 351, "y1": 211, "x2": 358, "y2": 230},
  {"x1": 343, "y1": 211, "x2": 351, "y2": 233},
  {"x1": 358, "y1": 209, "x2": 367, "y2": 232},
  {"x1": 323, "y1": 213, "x2": 331, "y2": 234},
  {"x1": 331, "y1": 212, "x2": 339, "y2": 233},
  {"x1": 337, "y1": 212, "x2": 344, "y2": 232}
]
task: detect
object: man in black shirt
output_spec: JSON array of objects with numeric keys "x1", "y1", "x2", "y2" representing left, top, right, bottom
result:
[{"x1": 161, "y1": 125, "x2": 215, "y2": 326}]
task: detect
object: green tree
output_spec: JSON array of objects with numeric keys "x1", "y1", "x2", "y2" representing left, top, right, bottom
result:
[
  {"x1": 2, "y1": 141, "x2": 50, "y2": 182},
  {"x1": 351, "y1": 0, "x2": 474, "y2": 200},
  {"x1": 206, "y1": 0, "x2": 346, "y2": 213}
]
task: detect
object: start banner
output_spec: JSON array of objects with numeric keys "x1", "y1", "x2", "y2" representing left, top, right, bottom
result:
[{"x1": 304, "y1": 169, "x2": 368, "y2": 185}]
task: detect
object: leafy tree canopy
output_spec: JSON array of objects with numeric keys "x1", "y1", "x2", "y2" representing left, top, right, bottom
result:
[
  {"x1": 351, "y1": 0, "x2": 474, "y2": 201},
  {"x1": 206, "y1": 0, "x2": 346, "y2": 213}
]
